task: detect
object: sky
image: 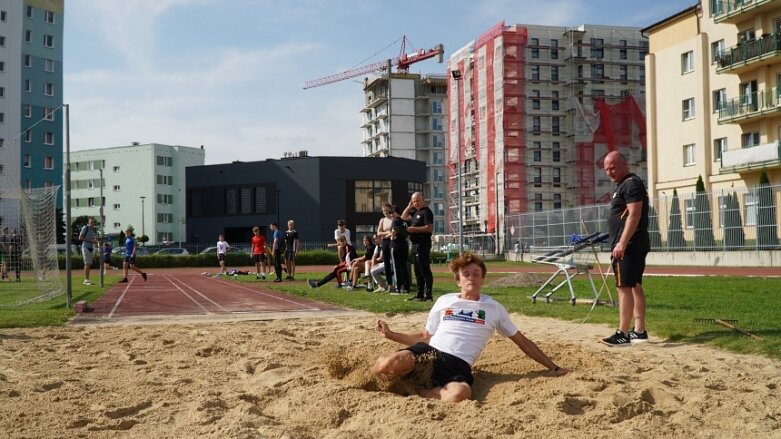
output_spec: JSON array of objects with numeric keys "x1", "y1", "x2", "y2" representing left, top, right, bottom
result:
[{"x1": 63, "y1": 0, "x2": 696, "y2": 165}]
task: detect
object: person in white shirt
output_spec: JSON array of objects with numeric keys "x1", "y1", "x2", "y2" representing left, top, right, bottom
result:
[
  {"x1": 371, "y1": 252, "x2": 569, "y2": 403},
  {"x1": 328, "y1": 219, "x2": 351, "y2": 262},
  {"x1": 216, "y1": 235, "x2": 230, "y2": 275}
]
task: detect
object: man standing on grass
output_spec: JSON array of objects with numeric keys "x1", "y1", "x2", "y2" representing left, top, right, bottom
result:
[
  {"x1": 402, "y1": 192, "x2": 434, "y2": 302},
  {"x1": 600, "y1": 151, "x2": 650, "y2": 347},
  {"x1": 284, "y1": 220, "x2": 300, "y2": 280},
  {"x1": 270, "y1": 223, "x2": 284, "y2": 282}
]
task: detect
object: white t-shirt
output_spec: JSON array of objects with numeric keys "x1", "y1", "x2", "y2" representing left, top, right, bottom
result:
[
  {"x1": 426, "y1": 293, "x2": 519, "y2": 366},
  {"x1": 216, "y1": 240, "x2": 229, "y2": 255},
  {"x1": 334, "y1": 228, "x2": 352, "y2": 246}
]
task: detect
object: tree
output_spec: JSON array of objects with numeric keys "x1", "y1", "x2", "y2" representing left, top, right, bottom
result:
[
  {"x1": 693, "y1": 175, "x2": 716, "y2": 250},
  {"x1": 667, "y1": 189, "x2": 685, "y2": 251},
  {"x1": 118, "y1": 230, "x2": 126, "y2": 248},
  {"x1": 56, "y1": 208, "x2": 66, "y2": 244},
  {"x1": 723, "y1": 191, "x2": 745, "y2": 250},
  {"x1": 648, "y1": 205, "x2": 662, "y2": 250},
  {"x1": 757, "y1": 169, "x2": 778, "y2": 249}
]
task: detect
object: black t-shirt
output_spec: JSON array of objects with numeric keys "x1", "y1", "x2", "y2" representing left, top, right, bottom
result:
[
  {"x1": 607, "y1": 173, "x2": 650, "y2": 251},
  {"x1": 391, "y1": 217, "x2": 409, "y2": 246},
  {"x1": 408, "y1": 207, "x2": 434, "y2": 244},
  {"x1": 284, "y1": 229, "x2": 299, "y2": 251}
]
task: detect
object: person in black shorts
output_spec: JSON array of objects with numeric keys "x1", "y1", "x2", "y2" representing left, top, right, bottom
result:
[
  {"x1": 600, "y1": 151, "x2": 650, "y2": 347},
  {"x1": 371, "y1": 253, "x2": 568, "y2": 403},
  {"x1": 402, "y1": 192, "x2": 434, "y2": 302},
  {"x1": 283, "y1": 220, "x2": 300, "y2": 280}
]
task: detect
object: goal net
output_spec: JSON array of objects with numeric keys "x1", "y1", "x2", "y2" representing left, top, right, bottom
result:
[{"x1": 0, "y1": 138, "x2": 63, "y2": 307}]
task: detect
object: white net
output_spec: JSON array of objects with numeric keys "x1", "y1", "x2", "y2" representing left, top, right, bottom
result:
[{"x1": 0, "y1": 137, "x2": 63, "y2": 307}]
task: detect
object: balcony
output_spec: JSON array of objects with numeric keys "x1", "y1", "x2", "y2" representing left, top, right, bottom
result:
[
  {"x1": 716, "y1": 33, "x2": 781, "y2": 74},
  {"x1": 718, "y1": 89, "x2": 781, "y2": 124},
  {"x1": 712, "y1": 0, "x2": 777, "y2": 24},
  {"x1": 720, "y1": 141, "x2": 781, "y2": 172}
]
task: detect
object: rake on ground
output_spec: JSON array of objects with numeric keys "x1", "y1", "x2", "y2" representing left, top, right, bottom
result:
[{"x1": 694, "y1": 318, "x2": 762, "y2": 340}]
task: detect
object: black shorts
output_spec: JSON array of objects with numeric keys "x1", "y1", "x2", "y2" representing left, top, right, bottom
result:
[
  {"x1": 612, "y1": 250, "x2": 647, "y2": 287},
  {"x1": 218, "y1": 253, "x2": 226, "y2": 262},
  {"x1": 284, "y1": 251, "x2": 296, "y2": 261},
  {"x1": 253, "y1": 254, "x2": 266, "y2": 263},
  {"x1": 405, "y1": 342, "x2": 473, "y2": 387},
  {"x1": 124, "y1": 255, "x2": 136, "y2": 265}
]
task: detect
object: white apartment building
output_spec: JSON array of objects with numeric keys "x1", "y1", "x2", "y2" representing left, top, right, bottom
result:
[
  {"x1": 447, "y1": 22, "x2": 647, "y2": 240},
  {"x1": 646, "y1": 1, "x2": 781, "y2": 198},
  {"x1": 67, "y1": 143, "x2": 205, "y2": 245},
  {"x1": 361, "y1": 73, "x2": 448, "y2": 233}
]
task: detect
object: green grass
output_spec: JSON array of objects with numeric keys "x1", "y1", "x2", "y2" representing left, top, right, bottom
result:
[
  {"x1": 1, "y1": 267, "x2": 779, "y2": 361},
  {"x1": 247, "y1": 270, "x2": 781, "y2": 361}
]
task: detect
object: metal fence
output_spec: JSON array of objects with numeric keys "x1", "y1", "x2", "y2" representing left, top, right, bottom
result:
[{"x1": 504, "y1": 184, "x2": 781, "y2": 253}]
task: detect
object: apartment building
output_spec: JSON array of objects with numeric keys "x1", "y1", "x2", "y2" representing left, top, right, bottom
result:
[
  {"x1": 0, "y1": 0, "x2": 64, "y2": 191},
  {"x1": 447, "y1": 21, "x2": 648, "y2": 243},
  {"x1": 645, "y1": 1, "x2": 781, "y2": 198},
  {"x1": 361, "y1": 73, "x2": 448, "y2": 234},
  {"x1": 68, "y1": 143, "x2": 205, "y2": 245}
]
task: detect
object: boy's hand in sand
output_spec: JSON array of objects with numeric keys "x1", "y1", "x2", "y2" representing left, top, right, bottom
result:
[{"x1": 376, "y1": 320, "x2": 392, "y2": 338}]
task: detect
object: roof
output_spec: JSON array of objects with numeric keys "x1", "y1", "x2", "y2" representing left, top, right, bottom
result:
[{"x1": 641, "y1": 3, "x2": 699, "y2": 34}]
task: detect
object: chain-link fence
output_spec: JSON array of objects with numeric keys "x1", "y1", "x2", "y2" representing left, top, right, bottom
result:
[{"x1": 504, "y1": 184, "x2": 781, "y2": 253}]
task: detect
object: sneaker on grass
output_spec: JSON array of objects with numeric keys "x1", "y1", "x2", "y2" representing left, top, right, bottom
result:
[
  {"x1": 307, "y1": 280, "x2": 318, "y2": 289},
  {"x1": 600, "y1": 330, "x2": 631, "y2": 347},
  {"x1": 629, "y1": 329, "x2": 649, "y2": 343}
]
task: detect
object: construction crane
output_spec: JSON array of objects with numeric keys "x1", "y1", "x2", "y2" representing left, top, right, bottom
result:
[{"x1": 303, "y1": 36, "x2": 444, "y2": 89}]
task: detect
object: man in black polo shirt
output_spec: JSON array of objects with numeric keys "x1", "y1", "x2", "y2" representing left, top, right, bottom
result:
[{"x1": 402, "y1": 192, "x2": 434, "y2": 302}]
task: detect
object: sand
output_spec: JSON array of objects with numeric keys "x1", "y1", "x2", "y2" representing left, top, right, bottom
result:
[{"x1": 1, "y1": 312, "x2": 780, "y2": 439}]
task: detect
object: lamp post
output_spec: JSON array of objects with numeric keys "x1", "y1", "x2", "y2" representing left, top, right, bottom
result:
[
  {"x1": 496, "y1": 170, "x2": 501, "y2": 256},
  {"x1": 99, "y1": 167, "x2": 105, "y2": 287},
  {"x1": 140, "y1": 196, "x2": 146, "y2": 244},
  {"x1": 451, "y1": 69, "x2": 464, "y2": 255}
]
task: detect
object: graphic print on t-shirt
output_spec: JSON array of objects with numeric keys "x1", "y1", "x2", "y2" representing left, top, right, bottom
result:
[{"x1": 443, "y1": 308, "x2": 486, "y2": 325}]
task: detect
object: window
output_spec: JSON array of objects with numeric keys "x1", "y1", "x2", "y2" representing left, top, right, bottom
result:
[
  {"x1": 113, "y1": 222, "x2": 121, "y2": 228},
  {"x1": 534, "y1": 168, "x2": 542, "y2": 187},
  {"x1": 550, "y1": 39, "x2": 558, "y2": 59},
  {"x1": 43, "y1": 156, "x2": 54, "y2": 169},
  {"x1": 713, "y1": 137, "x2": 727, "y2": 161},
  {"x1": 713, "y1": 88, "x2": 726, "y2": 113},
  {"x1": 744, "y1": 192, "x2": 758, "y2": 226},
  {"x1": 45, "y1": 10, "x2": 54, "y2": 24},
  {"x1": 156, "y1": 175, "x2": 173, "y2": 185},
  {"x1": 553, "y1": 168, "x2": 561, "y2": 185},
  {"x1": 44, "y1": 107, "x2": 54, "y2": 120},
  {"x1": 432, "y1": 134, "x2": 444, "y2": 148},
  {"x1": 44, "y1": 59, "x2": 54, "y2": 72},
  {"x1": 738, "y1": 28, "x2": 755, "y2": 44},
  {"x1": 553, "y1": 193, "x2": 562, "y2": 209},
  {"x1": 255, "y1": 186, "x2": 267, "y2": 213},
  {"x1": 431, "y1": 100, "x2": 442, "y2": 114},
  {"x1": 741, "y1": 132, "x2": 760, "y2": 147},
  {"x1": 432, "y1": 118, "x2": 443, "y2": 131},
  {"x1": 25, "y1": 79, "x2": 31, "y2": 93},
  {"x1": 551, "y1": 65, "x2": 559, "y2": 81},
  {"x1": 531, "y1": 90, "x2": 540, "y2": 110},
  {"x1": 684, "y1": 199, "x2": 695, "y2": 229},
  {"x1": 718, "y1": 196, "x2": 729, "y2": 228},
  {"x1": 43, "y1": 34, "x2": 53, "y2": 48},
  {"x1": 619, "y1": 40, "x2": 627, "y2": 60},
  {"x1": 157, "y1": 194, "x2": 173, "y2": 204},
  {"x1": 531, "y1": 65, "x2": 540, "y2": 80},
  {"x1": 25, "y1": 30, "x2": 32, "y2": 43},
  {"x1": 711, "y1": 39, "x2": 725, "y2": 63},
  {"x1": 620, "y1": 65, "x2": 628, "y2": 81},
  {"x1": 43, "y1": 131, "x2": 54, "y2": 145},
  {"x1": 432, "y1": 151, "x2": 443, "y2": 165},
  {"x1": 551, "y1": 91, "x2": 559, "y2": 110},
  {"x1": 157, "y1": 213, "x2": 173, "y2": 224},
  {"x1": 0, "y1": 87, "x2": 4, "y2": 98},
  {"x1": 0, "y1": 10, "x2": 6, "y2": 21},
  {"x1": 113, "y1": 185, "x2": 121, "y2": 192},
  {"x1": 532, "y1": 116, "x2": 541, "y2": 134},
  {"x1": 551, "y1": 116, "x2": 560, "y2": 135},
  {"x1": 44, "y1": 83, "x2": 54, "y2": 96},
  {"x1": 24, "y1": 155, "x2": 31, "y2": 167},
  {"x1": 26, "y1": 5, "x2": 33, "y2": 18},
  {"x1": 240, "y1": 187, "x2": 252, "y2": 214},
  {"x1": 681, "y1": 51, "x2": 694, "y2": 74},
  {"x1": 552, "y1": 142, "x2": 561, "y2": 162},
  {"x1": 638, "y1": 40, "x2": 648, "y2": 59},
  {"x1": 24, "y1": 130, "x2": 31, "y2": 143},
  {"x1": 355, "y1": 180, "x2": 391, "y2": 212},
  {"x1": 740, "y1": 80, "x2": 758, "y2": 111},
  {"x1": 433, "y1": 169, "x2": 444, "y2": 182},
  {"x1": 24, "y1": 54, "x2": 31, "y2": 67},
  {"x1": 591, "y1": 64, "x2": 604, "y2": 80},
  {"x1": 533, "y1": 150, "x2": 542, "y2": 162},
  {"x1": 113, "y1": 166, "x2": 120, "y2": 172},
  {"x1": 0, "y1": 113, "x2": 3, "y2": 123},
  {"x1": 682, "y1": 98, "x2": 695, "y2": 120},
  {"x1": 683, "y1": 144, "x2": 696, "y2": 166},
  {"x1": 590, "y1": 38, "x2": 604, "y2": 58},
  {"x1": 0, "y1": 35, "x2": 3, "y2": 47},
  {"x1": 530, "y1": 38, "x2": 539, "y2": 58},
  {"x1": 113, "y1": 204, "x2": 121, "y2": 210},
  {"x1": 156, "y1": 156, "x2": 173, "y2": 166}
]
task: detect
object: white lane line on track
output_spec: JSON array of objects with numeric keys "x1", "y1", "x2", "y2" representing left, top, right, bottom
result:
[
  {"x1": 107, "y1": 278, "x2": 135, "y2": 319},
  {"x1": 208, "y1": 277, "x2": 321, "y2": 311},
  {"x1": 160, "y1": 275, "x2": 215, "y2": 314},
  {"x1": 166, "y1": 275, "x2": 230, "y2": 313}
]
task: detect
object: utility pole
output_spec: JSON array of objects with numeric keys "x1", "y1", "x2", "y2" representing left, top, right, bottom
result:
[
  {"x1": 64, "y1": 104, "x2": 72, "y2": 307},
  {"x1": 99, "y1": 167, "x2": 104, "y2": 287}
]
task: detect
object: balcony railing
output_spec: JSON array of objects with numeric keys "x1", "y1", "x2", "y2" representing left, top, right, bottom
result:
[
  {"x1": 716, "y1": 32, "x2": 781, "y2": 72},
  {"x1": 721, "y1": 141, "x2": 781, "y2": 171},
  {"x1": 712, "y1": 0, "x2": 776, "y2": 23},
  {"x1": 718, "y1": 88, "x2": 781, "y2": 123}
]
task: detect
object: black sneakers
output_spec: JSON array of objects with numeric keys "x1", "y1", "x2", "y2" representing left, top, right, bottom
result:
[
  {"x1": 629, "y1": 329, "x2": 649, "y2": 343},
  {"x1": 600, "y1": 330, "x2": 631, "y2": 347},
  {"x1": 307, "y1": 280, "x2": 318, "y2": 289}
]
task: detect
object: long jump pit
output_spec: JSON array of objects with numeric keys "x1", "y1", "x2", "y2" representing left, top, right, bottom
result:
[{"x1": 70, "y1": 268, "x2": 366, "y2": 326}]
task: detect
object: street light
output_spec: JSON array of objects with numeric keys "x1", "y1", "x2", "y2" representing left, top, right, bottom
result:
[
  {"x1": 140, "y1": 196, "x2": 146, "y2": 243},
  {"x1": 496, "y1": 170, "x2": 501, "y2": 256},
  {"x1": 451, "y1": 69, "x2": 464, "y2": 255}
]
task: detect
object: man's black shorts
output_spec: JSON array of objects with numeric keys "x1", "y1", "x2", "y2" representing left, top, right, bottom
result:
[
  {"x1": 217, "y1": 253, "x2": 226, "y2": 262},
  {"x1": 612, "y1": 250, "x2": 647, "y2": 287},
  {"x1": 405, "y1": 342, "x2": 473, "y2": 387},
  {"x1": 253, "y1": 254, "x2": 266, "y2": 263},
  {"x1": 284, "y1": 251, "x2": 296, "y2": 261}
]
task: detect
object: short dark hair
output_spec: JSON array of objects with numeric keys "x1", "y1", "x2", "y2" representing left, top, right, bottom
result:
[
  {"x1": 337, "y1": 219, "x2": 346, "y2": 226},
  {"x1": 270, "y1": 222, "x2": 278, "y2": 228}
]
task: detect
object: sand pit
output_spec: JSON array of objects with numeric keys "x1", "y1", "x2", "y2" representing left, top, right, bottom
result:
[{"x1": 1, "y1": 313, "x2": 779, "y2": 438}]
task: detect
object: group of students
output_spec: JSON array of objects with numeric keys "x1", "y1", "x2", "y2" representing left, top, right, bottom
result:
[
  {"x1": 308, "y1": 192, "x2": 436, "y2": 302},
  {"x1": 212, "y1": 220, "x2": 301, "y2": 282}
]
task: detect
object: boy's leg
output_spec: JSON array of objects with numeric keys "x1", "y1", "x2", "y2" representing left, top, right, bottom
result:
[{"x1": 371, "y1": 350, "x2": 415, "y2": 380}]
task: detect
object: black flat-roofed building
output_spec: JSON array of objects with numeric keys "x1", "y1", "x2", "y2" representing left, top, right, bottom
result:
[{"x1": 186, "y1": 155, "x2": 426, "y2": 246}]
